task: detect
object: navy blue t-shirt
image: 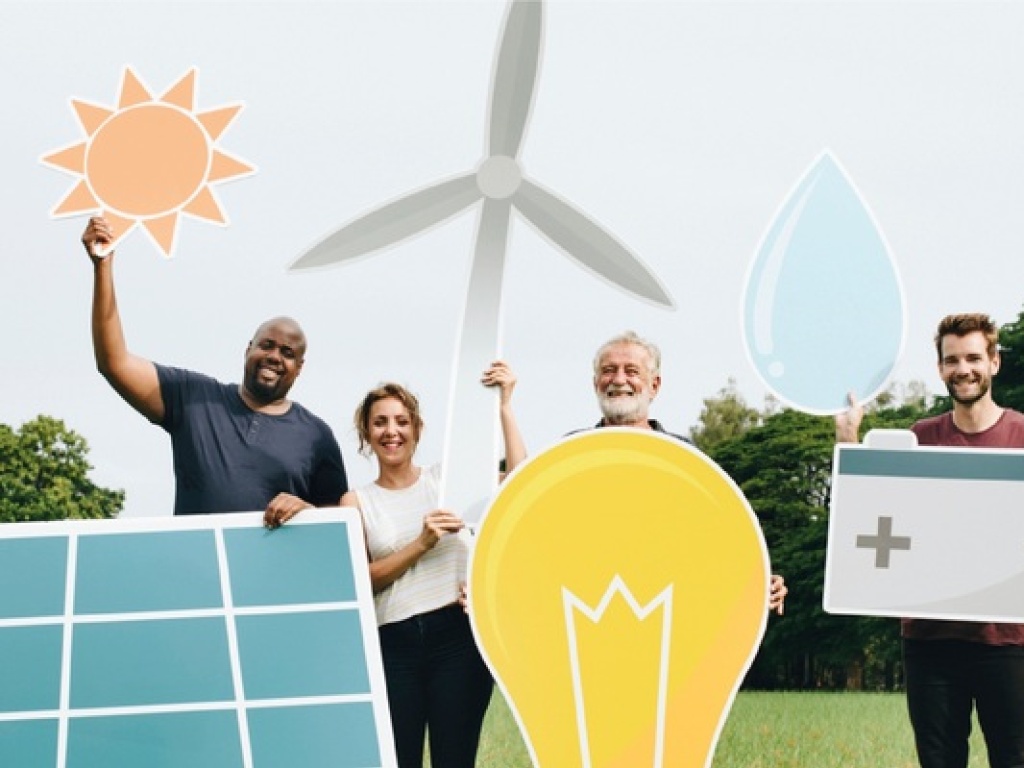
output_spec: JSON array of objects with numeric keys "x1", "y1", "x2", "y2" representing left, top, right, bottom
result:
[{"x1": 157, "y1": 365, "x2": 348, "y2": 515}]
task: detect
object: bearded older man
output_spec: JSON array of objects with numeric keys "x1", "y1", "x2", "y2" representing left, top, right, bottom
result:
[{"x1": 579, "y1": 330, "x2": 786, "y2": 613}]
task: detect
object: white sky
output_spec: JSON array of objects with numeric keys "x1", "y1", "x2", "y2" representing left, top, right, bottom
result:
[{"x1": 4, "y1": 0, "x2": 1024, "y2": 517}]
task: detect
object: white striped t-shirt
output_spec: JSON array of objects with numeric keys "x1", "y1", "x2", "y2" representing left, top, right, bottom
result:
[{"x1": 357, "y1": 464, "x2": 469, "y2": 627}]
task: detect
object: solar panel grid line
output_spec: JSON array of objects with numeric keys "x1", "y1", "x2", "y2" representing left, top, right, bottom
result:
[
  {"x1": 213, "y1": 526, "x2": 254, "y2": 768},
  {"x1": 55, "y1": 532, "x2": 78, "y2": 768},
  {"x1": 61, "y1": 608, "x2": 227, "y2": 623},
  {"x1": 6, "y1": 601, "x2": 367, "y2": 627},
  {"x1": 239, "y1": 693, "x2": 379, "y2": 709},
  {"x1": 0, "y1": 711, "x2": 61, "y2": 722},
  {"x1": 232, "y1": 600, "x2": 362, "y2": 616},
  {"x1": 14, "y1": 692, "x2": 379, "y2": 721},
  {"x1": 0, "y1": 616, "x2": 66, "y2": 628}
]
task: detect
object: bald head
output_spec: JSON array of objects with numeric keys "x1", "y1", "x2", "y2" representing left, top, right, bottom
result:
[{"x1": 251, "y1": 317, "x2": 307, "y2": 358}]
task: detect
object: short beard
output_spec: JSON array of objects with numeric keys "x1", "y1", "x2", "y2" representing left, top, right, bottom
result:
[
  {"x1": 244, "y1": 367, "x2": 285, "y2": 405},
  {"x1": 598, "y1": 390, "x2": 651, "y2": 425},
  {"x1": 946, "y1": 377, "x2": 990, "y2": 406}
]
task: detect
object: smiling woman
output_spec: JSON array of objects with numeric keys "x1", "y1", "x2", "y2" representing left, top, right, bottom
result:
[
  {"x1": 41, "y1": 67, "x2": 255, "y2": 258},
  {"x1": 340, "y1": 363, "x2": 526, "y2": 768}
]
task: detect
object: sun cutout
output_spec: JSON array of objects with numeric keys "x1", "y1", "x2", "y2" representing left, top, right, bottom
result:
[{"x1": 42, "y1": 67, "x2": 255, "y2": 258}]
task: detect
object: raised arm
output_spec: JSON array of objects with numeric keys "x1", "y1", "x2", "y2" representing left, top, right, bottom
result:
[
  {"x1": 82, "y1": 217, "x2": 164, "y2": 424},
  {"x1": 482, "y1": 360, "x2": 527, "y2": 476},
  {"x1": 834, "y1": 391, "x2": 864, "y2": 444}
]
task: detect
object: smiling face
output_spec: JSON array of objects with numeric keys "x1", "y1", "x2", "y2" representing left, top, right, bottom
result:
[
  {"x1": 594, "y1": 342, "x2": 661, "y2": 426},
  {"x1": 367, "y1": 397, "x2": 420, "y2": 466},
  {"x1": 242, "y1": 318, "x2": 305, "y2": 406},
  {"x1": 939, "y1": 330, "x2": 1000, "y2": 407}
]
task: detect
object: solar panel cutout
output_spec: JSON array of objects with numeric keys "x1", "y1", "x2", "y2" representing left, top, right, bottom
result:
[{"x1": 0, "y1": 508, "x2": 396, "y2": 768}]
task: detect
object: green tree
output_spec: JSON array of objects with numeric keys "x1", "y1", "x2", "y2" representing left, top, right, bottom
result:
[
  {"x1": 0, "y1": 416, "x2": 123, "y2": 522},
  {"x1": 689, "y1": 378, "x2": 762, "y2": 454},
  {"x1": 998, "y1": 307, "x2": 1024, "y2": 412}
]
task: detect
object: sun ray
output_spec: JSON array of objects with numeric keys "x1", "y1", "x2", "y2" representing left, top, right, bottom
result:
[
  {"x1": 52, "y1": 180, "x2": 98, "y2": 216},
  {"x1": 161, "y1": 69, "x2": 196, "y2": 111},
  {"x1": 72, "y1": 100, "x2": 113, "y2": 136},
  {"x1": 118, "y1": 67, "x2": 153, "y2": 109},
  {"x1": 142, "y1": 213, "x2": 180, "y2": 257},
  {"x1": 101, "y1": 210, "x2": 138, "y2": 245},
  {"x1": 208, "y1": 149, "x2": 255, "y2": 183},
  {"x1": 197, "y1": 105, "x2": 242, "y2": 142},
  {"x1": 41, "y1": 143, "x2": 86, "y2": 174},
  {"x1": 183, "y1": 187, "x2": 227, "y2": 224}
]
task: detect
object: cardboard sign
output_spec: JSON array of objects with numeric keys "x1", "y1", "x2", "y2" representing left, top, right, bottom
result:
[
  {"x1": 826, "y1": 430, "x2": 1024, "y2": 622},
  {"x1": 0, "y1": 509, "x2": 396, "y2": 768}
]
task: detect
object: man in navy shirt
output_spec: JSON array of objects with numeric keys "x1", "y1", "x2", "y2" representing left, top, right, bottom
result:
[{"x1": 82, "y1": 216, "x2": 347, "y2": 523}]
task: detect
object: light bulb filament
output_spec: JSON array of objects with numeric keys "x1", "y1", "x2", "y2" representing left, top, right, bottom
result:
[{"x1": 563, "y1": 577, "x2": 673, "y2": 768}]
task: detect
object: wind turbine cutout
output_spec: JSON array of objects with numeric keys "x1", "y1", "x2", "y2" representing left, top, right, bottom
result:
[{"x1": 290, "y1": 0, "x2": 675, "y2": 522}]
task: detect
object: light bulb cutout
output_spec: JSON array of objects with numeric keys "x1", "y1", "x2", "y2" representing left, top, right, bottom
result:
[{"x1": 469, "y1": 430, "x2": 769, "y2": 768}]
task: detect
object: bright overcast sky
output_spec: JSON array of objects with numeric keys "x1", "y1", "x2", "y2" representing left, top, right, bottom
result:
[{"x1": 4, "y1": 1, "x2": 1024, "y2": 517}]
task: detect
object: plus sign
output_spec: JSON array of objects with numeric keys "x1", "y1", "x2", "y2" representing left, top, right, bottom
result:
[{"x1": 856, "y1": 516, "x2": 911, "y2": 569}]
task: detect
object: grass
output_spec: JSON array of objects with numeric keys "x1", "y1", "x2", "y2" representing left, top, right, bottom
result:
[{"x1": 459, "y1": 690, "x2": 991, "y2": 767}]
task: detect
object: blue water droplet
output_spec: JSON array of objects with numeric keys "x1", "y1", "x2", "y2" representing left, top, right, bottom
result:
[{"x1": 743, "y1": 151, "x2": 905, "y2": 415}]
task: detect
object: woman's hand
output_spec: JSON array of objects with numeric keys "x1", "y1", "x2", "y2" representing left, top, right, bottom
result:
[
  {"x1": 417, "y1": 509, "x2": 464, "y2": 551},
  {"x1": 482, "y1": 360, "x2": 517, "y2": 406}
]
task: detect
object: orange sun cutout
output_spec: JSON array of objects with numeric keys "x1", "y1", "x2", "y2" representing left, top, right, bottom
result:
[{"x1": 42, "y1": 67, "x2": 255, "y2": 258}]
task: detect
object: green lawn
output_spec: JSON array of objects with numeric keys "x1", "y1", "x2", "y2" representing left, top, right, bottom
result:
[{"x1": 463, "y1": 690, "x2": 990, "y2": 768}]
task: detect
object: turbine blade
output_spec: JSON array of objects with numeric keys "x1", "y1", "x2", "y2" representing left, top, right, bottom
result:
[
  {"x1": 514, "y1": 179, "x2": 675, "y2": 308},
  {"x1": 487, "y1": 0, "x2": 543, "y2": 159},
  {"x1": 290, "y1": 174, "x2": 480, "y2": 271}
]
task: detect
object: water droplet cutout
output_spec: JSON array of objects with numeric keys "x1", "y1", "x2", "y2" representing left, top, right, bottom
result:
[{"x1": 743, "y1": 151, "x2": 905, "y2": 415}]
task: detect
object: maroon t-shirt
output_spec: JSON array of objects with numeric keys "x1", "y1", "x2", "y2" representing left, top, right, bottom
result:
[{"x1": 902, "y1": 409, "x2": 1024, "y2": 645}]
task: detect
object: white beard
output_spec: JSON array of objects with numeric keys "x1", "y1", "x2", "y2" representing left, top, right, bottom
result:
[{"x1": 598, "y1": 388, "x2": 652, "y2": 424}]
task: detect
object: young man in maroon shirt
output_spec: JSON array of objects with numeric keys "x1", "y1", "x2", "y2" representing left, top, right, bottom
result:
[{"x1": 837, "y1": 313, "x2": 1024, "y2": 768}]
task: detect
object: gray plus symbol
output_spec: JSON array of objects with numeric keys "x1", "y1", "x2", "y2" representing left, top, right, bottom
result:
[{"x1": 856, "y1": 516, "x2": 911, "y2": 568}]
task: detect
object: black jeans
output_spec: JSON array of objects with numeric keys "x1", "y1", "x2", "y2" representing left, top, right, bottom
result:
[
  {"x1": 904, "y1": 638, "x2": 1024, "y2": 768},
  {"x1": 378, "y1": 604, "x2": 494, "y2": 768}
]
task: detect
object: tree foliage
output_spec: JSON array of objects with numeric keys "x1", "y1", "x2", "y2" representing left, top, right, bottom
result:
[
  {"x1": 998, "y1": 309, "x2": 1024, "y2": 412},
  {"x1": 689, "y1": 378, "x2": 763, "y2": 454},
  {"x1": 0, "y1": 416, "x2": 123, "y2": 522}
]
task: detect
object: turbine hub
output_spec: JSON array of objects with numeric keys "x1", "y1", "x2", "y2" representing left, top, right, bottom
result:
[{"x1": 476, "y1": 155, "x2": 522, "y2": 199}]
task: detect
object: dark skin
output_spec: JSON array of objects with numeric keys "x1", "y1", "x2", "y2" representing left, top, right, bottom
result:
[
  {"x1": 240, "y1": 318, "x2": 306, "y2": 414},
  {"x1": 80, "y1": 216, "x2": 315, "y2": 525}
]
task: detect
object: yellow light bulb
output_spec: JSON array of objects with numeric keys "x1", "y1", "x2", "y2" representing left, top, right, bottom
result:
[{"x1": 469, "y1": 430, "x2": 769, "y2": 768}]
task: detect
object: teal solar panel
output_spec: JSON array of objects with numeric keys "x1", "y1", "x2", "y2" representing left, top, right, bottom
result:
[
  {"x1": 75, "y1": 529, "x2": 223, "y2": 612},
  {"x1": 0, "y1": 537, "x2": 68, "y2": 618},
  {"x1": 0, "y1": 509, "x2": 396, "y2": 767}
]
